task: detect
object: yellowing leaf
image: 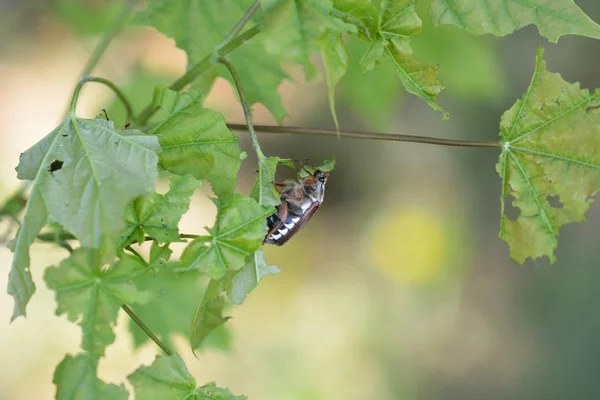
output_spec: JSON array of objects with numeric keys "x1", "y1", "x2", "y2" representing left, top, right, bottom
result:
[
  {"x1": 430, "y1": 0, "x2": 600, "y2": 42},
  {"x1": 497, "y1": 47, "x2": 600, "y2": 263},
  {"x1": 8, "y1": 117, "x2": 159, "y2": 321}
]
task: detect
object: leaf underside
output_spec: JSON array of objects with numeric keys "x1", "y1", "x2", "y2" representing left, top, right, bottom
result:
[
  {"x1": 8, "y1": 117, "x2": 159, "y2": 321},
  {"x1": 430, "y1": 0, "x2": 600, "y2": 42},
  {"x1": 497, "y1": 47, "x2": 600, "y2": 264}
]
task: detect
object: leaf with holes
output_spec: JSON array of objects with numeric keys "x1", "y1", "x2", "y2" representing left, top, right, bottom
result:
[
  {"x1": 152, "y1": 103, "x2": 243, "y2": 201},
  {"x1": 45, "y1": 249, "x2": 151, "y2": 357},
  {"x1": 54, "y1": 353, "x2": 128, "y2": 400},
  {"x1": 129, "y1": 354, "x2": 245, "y2": 400},
  {"x1": 497, "y1": 47, "x2": 600, "y2": 263},
  {"x1": 225, "y1": 250, "x2": 279, "y2": 305},
  {"x1": 333, "y1": 0, "x2": 447, "y2": 118},
  {"x1": 135, "y1": 0, "x2": 289, "y2": 123},
  {"x1": 8, "y1": 117, "x2": 159, "y2": 321},
  {"x1": 120, "y1": 174, "x2": 201, "y2": 246},
  {"x1": 180, "y1": 194, "x2": 274, "y2": 280},
  {"x1": 430, "y1": 0, "x2": 600, "y2": 42}
]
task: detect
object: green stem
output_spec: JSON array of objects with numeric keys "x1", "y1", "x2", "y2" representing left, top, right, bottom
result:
[
  {"x1": 69, "y1": 76, "x2": 134, "y2": 120},
  {"x1": 121, "y1": 304, "x2": 174, "y2": 356},
  {"x1": 217, "y1": 0, "x2": 260, "y2": 49},
  {"x1": 219, "y1": 57, "x2": 265, "y2": 159},
  {"x1": 135, "y1": 25, "x2": 262, "y2": 126},
  {"x1": 125, "y1": 246, "x2": 146, "y2": 265},
  {"x1": 227, "y1": 124, "x2": 502, "y2": 149},
  {"x1": 80, "y1": 0, "x2": 138, "y2": 76}
]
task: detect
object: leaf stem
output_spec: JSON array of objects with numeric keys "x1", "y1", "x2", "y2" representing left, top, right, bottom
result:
[
  {"x1": 69, "y1": 76, "x2": 134, "y2": 120},
  {"x1": 125, "y1": 245, "x2": 146, "y2": 265},
  {"x1": 219, "y1": 57, "x2": 265, "y2": 159},
  {"x1": 217, "y1": 0, "x2": 261, "y2": 49},
  {"x1": 227, "y1": 124, "x2": 502, "y2": 149},
  {"x1": 121, "y1": 304, "x2": 174, "y2": 356},
  {"x1": 135, "y1": 25, "x2": 262, "y2": 126},
  {"x1": 79, "y1": 0, "x2": 138, "y2": 77}
]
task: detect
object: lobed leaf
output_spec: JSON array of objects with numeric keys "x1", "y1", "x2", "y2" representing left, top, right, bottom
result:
[
  {"x1": 430, "y1": 0, "x2": 600, "y2": 42},
  {"x1": 333, "y1": 0, "x2": 447, "y2": 118},
  {"x1": 225, "y1": 250, "x2": 280, "y2": 305},
  {"x1": 129, "y1": 354, "x2": 245, "y2": 400},
  {"x1": 45, "y1": 249, "x2": 151, "y2": 357},
  {"x1": 152, "y1": 103, "x2": 243, "y2": 201},
  {"x1": 180, "y1": 194, "x2": 274, "y2": 280},
  {"x1": 135, "y1": 0, "x2": 289, "y2": 123},
  {"x1": 54, "y1": 353, "x2": 128, "y2": 400},
  {"x1": 260, "y1": 0, "x2": 355, "y2": 79},
  {"x1": 120, "y1": 174, "x2": 201, "y2": 245},
  {"x1": 250, "y1": 156, "x2": 293, "y2": 207},
  {"x1": 319, "y1": 31, "x2": 349, "y2": 130},
  {"x1": 497, "y1": 47, "x2": 600, "y2": 263},
  {"x1": 8, "y1": 117, "x2": 159, "y2": 320}
]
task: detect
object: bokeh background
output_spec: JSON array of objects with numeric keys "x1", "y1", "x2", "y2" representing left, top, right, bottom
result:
[{"x1": 1, "y1": 1, "x2": 600, "y2": 399}]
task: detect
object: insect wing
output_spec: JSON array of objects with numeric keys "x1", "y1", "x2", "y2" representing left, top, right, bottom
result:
[{"x1": 275, "y1": 201, "x2": 321, "y2": 246}]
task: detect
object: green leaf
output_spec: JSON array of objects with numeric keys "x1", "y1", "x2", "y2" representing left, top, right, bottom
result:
[
  {"x1": 135, "y1": 0, "x2": 289, "y2": 123},
  {"x1": 181, "y1": 194, "x2": 274, "y2": 280},
  {"x1": 8, "y1": 117, "x2": 159, "y2": 320},
  {"x1": 129, "y1": 354, "x2": 245, "y2": 400},
  {"x1": 225, "y1": 250, "x2": 279, "y2": 305},
  {"x1": 430, "y1": 0, "x2": 600, "y2": 42},
  {"x1": 260, "y1": 0, "x2": 354, "y2": 79},
  {"x1": 319, "y1": 31, "x2": 349, "y2": 130},
  {"x1": 146, "y1": 241, "x2": 173, "y2": 274},
  {"x1": 152, "y1": 86, "x2": 208, "y2": 118},
  {"x1": 54, "y1": 353, "x2": 128, "y2": 400},
  {"x1": 129, "y1": 262, "x2": 229, "y2": 350},
  {"x1": 120, "y1": 174, "x2": 201, "y2": 245},
  {"x1": 334, "y1": 0, "x2": 447, "y2": 118},
  {"x1": 250, "y1": 157, "x2": 290, "y2": 207},
  {"x1": 152, "y1": 102, "x2": 242, "y2": 200},
  {"x1": 497, "y1": 47, "x2": 600, "y2": 264},
  {"x1": 45, "y1": 249, "x2": 151, "y2": 357},
  {"x1": 299, "y1": 158, "x2": 336, "y2": 177},
  {"x1": 0, "y1": 184, "x2": 28, "y2": 219},
  {"x1": 190, "y1": 279, "x2": 230, "y2": 353}
]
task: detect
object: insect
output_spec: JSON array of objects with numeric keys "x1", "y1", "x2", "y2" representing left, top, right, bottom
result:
[{"x1": 264, "y1": 166, "x2": 329, "y2": 246}]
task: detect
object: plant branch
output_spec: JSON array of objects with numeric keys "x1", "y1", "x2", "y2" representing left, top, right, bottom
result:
[
  {"x1": 121, "y1": 304, "x2": 174, "y2": 356},
  {"x1": 219, "y1": 57, "x2": 265, "y2": 159},
  {"x1": 218, "y1": 1, "x2": 261, "y2": 49},
  {"x1": 69, "y1": 76, "x2": 134, "y2": 120},
  {"x1": 80, "y1": 0, "x2": 138, "y2": 76},
  {"x1": 227, "y1": 124, "x2": 502, "y2": 149},
  {"x1": 125, "y1": 246, "x2": 146, "y2": 265},
  {"x1": 135, "y1": 25, "x2": 261, "y2": 126}
]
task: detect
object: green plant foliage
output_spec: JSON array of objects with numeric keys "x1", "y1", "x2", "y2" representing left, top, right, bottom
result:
[
  {"x1": 129, "y1": 262, "x2": 229, "y2": 349},
  {"x1": 151, "y1": 103, "x2": 243, "y2": 200},
  {"x1": 129, "y1": 354, "x2": 245, "y2": 400},
  {"x1": 250, "y1": 156, "x2": 293, "y2": 207},
  {"x1": 181, "y1": 194, "x2": 274, "y2": 279},
  {"x1": 190, "y1": 279, "x2": 230, "y2": 352},
  {"x1": 333, "y1": 0, "x2": 448, "y2": 118},
  {"x1": 120, "y1": 174, "x2": 201, "y2": 246},
  {"x1": 225, "y1": 250, "x2": 280, "y2": 305},
  {"x1": 146, "y1": 241, "x2": 174, "y2": 274},
  {"x1": 134, "y1": 0, "x2": 289, "y2": 123},
  {"x1": 45, "y1": 250, "x2": 151, "y2": 357},
  {"x1": 430, "y1": 0, "x2": 600, "y2": 42},
  {"x1": 319, "y1": 31, "x2": 348, "y2": 129},
  {"x1": 8, "y1": 117, "x2": 160, "y2": 320},
  {"x1": 497, "y1": 48, "x2": 600, "y2": 264},
  {"x1": 260, "y1": 0, "x2": 354, "y2": 79},
  {"x1": 54, "y1": 353, "x2": 128, "y2": 400}
]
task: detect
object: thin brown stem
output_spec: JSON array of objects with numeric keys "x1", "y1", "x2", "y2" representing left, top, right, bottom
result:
[{"x1": 227, "y1": 124, "x2": 502, "y2": 149}]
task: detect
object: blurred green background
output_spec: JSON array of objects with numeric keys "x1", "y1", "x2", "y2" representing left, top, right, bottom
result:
[{"x1": 1, "y1": 0, "x2": 600, "y2": 399}]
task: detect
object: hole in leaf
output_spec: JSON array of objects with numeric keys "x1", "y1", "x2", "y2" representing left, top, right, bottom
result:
[
  {"x1": 48, "y1": 160, "x2": 64, "y2": 173},
  {"x1": 547, "y1": 195, "x2": 564, "y2": 209},
  {"x1": 505, "y1": 195, "x2": 520, "y2": 221}
]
